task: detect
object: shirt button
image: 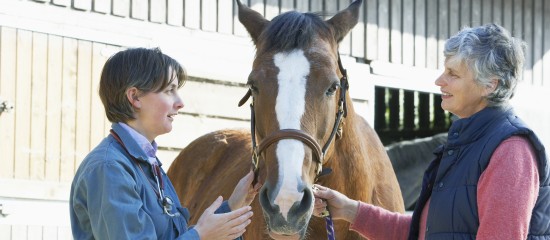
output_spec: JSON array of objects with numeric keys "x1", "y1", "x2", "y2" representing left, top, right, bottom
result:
[
  {"x1": 438, "y1": 182, "x2": 444, "y2": 188},
  {"x1": 448, "y1": 150, "x2": 454, "y2": 155},
  {"x1": 453, "y1": 132, "x2": 459, "y2": 137}
]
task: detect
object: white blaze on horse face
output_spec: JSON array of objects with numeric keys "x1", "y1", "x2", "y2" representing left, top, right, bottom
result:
[{"x1": 273, "y1": 49, "x2": 309, "y2": 220}]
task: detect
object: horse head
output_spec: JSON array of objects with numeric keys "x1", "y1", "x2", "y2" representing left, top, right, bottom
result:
[{"x1": 236, "y1": 1, "x2": 362, "y2": 238}]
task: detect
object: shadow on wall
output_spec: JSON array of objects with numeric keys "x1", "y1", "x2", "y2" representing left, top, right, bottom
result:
[{"x1": 386, "y1": 132, "x2": 448, "y2": 211}]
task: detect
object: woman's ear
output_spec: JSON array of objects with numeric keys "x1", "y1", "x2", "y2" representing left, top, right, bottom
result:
[
  {"x1": 484, "y1": 79, "x2": 499, "y2": 96},
  {"x1": 126, "y1": 87, "x2": 141, "y2": 109}
]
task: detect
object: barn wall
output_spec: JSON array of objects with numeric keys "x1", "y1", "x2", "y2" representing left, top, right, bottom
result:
[{"x1": 0, "y1": 0, "x2": 549, "y2": 238}]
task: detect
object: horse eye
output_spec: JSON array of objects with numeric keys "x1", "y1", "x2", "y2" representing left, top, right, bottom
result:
[
  {"x1": 326, "y1": 83, "x2": 340, "y2": 96},
  {"x1": 249, "y1": 84, "x2": 259, "y2": 93}
]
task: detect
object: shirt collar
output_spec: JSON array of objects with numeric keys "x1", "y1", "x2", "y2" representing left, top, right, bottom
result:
[{"x1": 119, "y1": 122, "x2": 158, "y2": 164}]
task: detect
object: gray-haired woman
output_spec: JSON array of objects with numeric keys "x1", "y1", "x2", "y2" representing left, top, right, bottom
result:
[{"x1": 313, "y1": 23, "x2": 549, "y2": 239}]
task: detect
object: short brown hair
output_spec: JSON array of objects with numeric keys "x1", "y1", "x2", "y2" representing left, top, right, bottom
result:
[{"x1": 99, "y1": 48, "x2": 186, "y2": 123}]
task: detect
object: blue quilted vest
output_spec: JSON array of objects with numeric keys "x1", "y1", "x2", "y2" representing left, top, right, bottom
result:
[{"x1": 407, "y1": 107, "x2": 550, "y2": 240}]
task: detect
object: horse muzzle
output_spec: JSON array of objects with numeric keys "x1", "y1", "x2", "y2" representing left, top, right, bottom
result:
[{"x1": 259, "y1": 184, "x2": 314, "y2": 239}]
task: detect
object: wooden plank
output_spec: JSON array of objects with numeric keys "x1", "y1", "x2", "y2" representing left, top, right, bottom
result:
[
  {"x1": 523, "y1": 0, "x2": 533, "y2": 84},
  {"x1": 0, "y1": 27, "x2": 17, "y2": 179},
  {"x1": 73, "y1": 0, "x2": 91, "y2": 11},
  {"x1": 178, "y1": 80, "x2": 249, "y2": 119},
  {"x1": 93, "y1": 0, "x2": 111, "y2": 14},
  {"x1": 388, "y1": 89, "x2": 400, "y2": 129},
  {"x1": 310, "y1": 0, "x2": 323, "y2": 12},
  {"x1": 377, "y1": 0, "x2": 390, "y2": 61},
  {"x1": 351, "y1": 0, "x2": 365, "y2": 58},
  {"x1": 471, "y1": 0, "x2": 481, "y2": 26},
  {"x1": 158, "y1": 149, "x2": 181, "y2": 171},
  {"x1": 544, "y1": 0, "x2": 550, "y2": 87},
  {"x1": 513, "y1": 0, "x2": 523, "y2": 38},
  {"x1": 0, "y1": 225, "x2": 10, "y2": 240},
  {"x1": 325, "y1": 0, "x2": 337, "y2": 17},
  {"x1": 493, "y1": 0, "x2": 502, "y2": 25},
  {"x1": 89, "y1": 43, "x2": 108, "y2": 151},
  {"x1": 12, "y1": 226, "x2": 27, "y2": 240},
  {"x1": 338, "y1": 0, "x2": 352, "y2": 55},
  {"x1": 414, "y1": 0, "x2": 426, "y2": 67},
  {"x1": 437, "y1": 0, "x2": 449, "y2": 69},
  {"x1": 403, "y1": 90, "x2": 415, "y2": 130},
  {"x1": 14, "y1": 30, "x2": 33, "y2": 179},
  {"x1": 167, "y1": 0, "x2": 184, "y2": 26},
  {"x1": 502, "y1": 0, "x2": 513, "y2": 31},
  {"x1": 280, "y1": 0, "x2": 294, "y2": 13},
  {"x1": 52, "y1": 0, "x2": 70, "y2": 7},
  {"x1": 233, "y1": 0, "x2": 248, "y2": 37},
  {"x1": 265, "y1": 0, "x2": 280, "y2": 20},
  {"x1": 449, "y1": 0, "x2": 460, "y2": 35},
  {"x1": 30, "y1": 32, "x2": 48, "y2": 180},
  {"x1": 374, "y1": 87, "x2": 386, "y2": 130},
  {"x1": 460, "y1": 0, "x2": 471, "y2": 27},
  {"x1": 150, "y1": 0, "x2": 167, "y2": 23},
  {"x1": 481, "y1": 0, "x2": 492, "y2": 24},
  {"x1": 156, "y1": 114, "x2": 250, "y2": 149},
  {"x1": 250, "y1": 0, "x2": 265, "y2": 16},
  {"x1": 202, "y1": 0, "x2": 217, "y2": 31},
  {"x1": 130, "y1": 0, "x2": 148, "y2": 20},
  {"x1": 389, "y1": 0, "x2": 402, "y2": 63},
  {"x1": 402, "y1": 0, "x2": 414, "y2": 66},
  {"x1": 45, "y1": 35, "x2": 63, "y2": 182},
  {"x1": 0, "y1": 178, "x2": 70, "y2": 200},
  {"x1": 218, "y1": 0, "x2": 234, "y2": 34},
  {"x1": 426, "y1": 0, "x2": 438, "y2": 69},
  {"x1": 112, "y1": 0, "x2": 133, "y2": 17},
  {"x1": 58, "y1": 226, "x2": 72, "y2": 239},
  {"x1": 27, "y1": 226, "x2": 43, "y2": 240},
  {"x1": 43, "y1": 226, "x2": 58, "y2": 240},
  {"x1": 296, "y1": 0, "x2": 308, "y2": 12},
  {"x1": 185, "y1": 0, "x2": 201, "y2": 29},
  {"x1": 59, "y1": 38, "x2": 78, "y2": 182},
  {"x1": 365, "y1": 0, "x2": 378, "y2": 59},
  {"x1": 532, "y1": 0, "x2": 543, "y2": 86},
  {"x1": 75, "y1": 40, "x2": 93, "y2": 169}
]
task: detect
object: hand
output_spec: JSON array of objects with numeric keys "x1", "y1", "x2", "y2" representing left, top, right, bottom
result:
[
  {"x1": 312, "y1": 184, "x2": 359, "y2": 223},
  {"x1": 228, "y1": 170, "x2": 262, "y2": 210},
  {"x1": 194, "y1": 196, "x2": 254, "y2": 240}
]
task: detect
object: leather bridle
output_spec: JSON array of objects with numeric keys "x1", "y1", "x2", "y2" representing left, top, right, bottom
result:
[{"x1": 238, "y1": 53, "x2": 349, "y2": 185}]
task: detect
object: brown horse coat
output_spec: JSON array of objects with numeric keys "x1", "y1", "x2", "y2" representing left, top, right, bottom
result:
[{"x1": 168, "y1": 0, "x2": 404, "y2": 239}]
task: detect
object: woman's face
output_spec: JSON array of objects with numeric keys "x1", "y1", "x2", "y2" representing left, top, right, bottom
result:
[
  {"x1": 130, "y1": 70, "x2": 184, "y2": 142},
  {"x1": 435, "y1": 57, "x2": 492, "y2": 119}
]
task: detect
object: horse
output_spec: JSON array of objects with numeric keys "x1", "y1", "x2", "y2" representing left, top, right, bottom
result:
[
  {"x1": 167, "y1": 0, "x2": 405, "y2": 239},
  {"x1": 386, "y1": 132, "x2": 448, "y2": 210}
]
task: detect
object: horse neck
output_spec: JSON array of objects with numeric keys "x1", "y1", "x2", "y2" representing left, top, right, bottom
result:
[{"x1": 323, "y1": 96, "x2": 386, "y2": 189}]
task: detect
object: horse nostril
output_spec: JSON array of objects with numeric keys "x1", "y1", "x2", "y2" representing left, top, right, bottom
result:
[
  {"x1": 259, "y1": 187, "x2": 279, "y2": 215},
  {"x1": 299, "y1": 187, "x2": 313, "y2": 210}
]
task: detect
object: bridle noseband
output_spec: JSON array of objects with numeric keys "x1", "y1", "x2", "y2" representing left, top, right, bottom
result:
[{"x1": 238, "y1": 53, "x2": 349, "y2": 185}]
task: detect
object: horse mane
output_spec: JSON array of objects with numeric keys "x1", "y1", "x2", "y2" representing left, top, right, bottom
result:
[{"x1": 257, "y1": 11, "x2": 333, "y2": 53}]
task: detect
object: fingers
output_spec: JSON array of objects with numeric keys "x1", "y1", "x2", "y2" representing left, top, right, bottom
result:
[
  {"x1": 313, "y1": 197, "x2": 328, "y2": 218},
  {"x1": 242, "y1": 170, "x2": 254, "y2": 184},
  {"x1": 205, "y1": 196, "x2": 224, "y2": 213},
  {"x1": 312, "y1": 184, "x2": 330, "y2": 198}
]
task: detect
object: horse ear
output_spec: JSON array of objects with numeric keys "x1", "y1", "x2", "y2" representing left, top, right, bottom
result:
[
  {"x1": 236, "y1": 0, "x2": 269, "y2": 45},
  {"x1": 326, "y1": 0, "x2": 363, "y2": 43}
]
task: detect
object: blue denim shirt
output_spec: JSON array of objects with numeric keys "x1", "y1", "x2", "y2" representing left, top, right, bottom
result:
[{"x1": 70, "y1": 123, "x2": 233, "y2": 239}]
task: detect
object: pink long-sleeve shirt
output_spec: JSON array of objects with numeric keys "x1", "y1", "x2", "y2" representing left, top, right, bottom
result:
[{"x1": 349, "y1": 136, "x2": 539, "y2": 240}]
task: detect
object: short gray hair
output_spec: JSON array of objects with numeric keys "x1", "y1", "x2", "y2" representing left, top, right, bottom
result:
[{"x1": 443, "y1": 23, "x2": 526, "y2": 107}]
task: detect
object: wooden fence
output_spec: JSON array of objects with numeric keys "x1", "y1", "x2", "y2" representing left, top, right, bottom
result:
[{"x1": 1, "y1": 0, "x2": 549, "y2": 239}]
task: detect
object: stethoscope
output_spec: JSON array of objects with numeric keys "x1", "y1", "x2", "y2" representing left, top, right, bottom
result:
[{"x1": 110, "y1": 129, "x2": 180, "y2": 218}]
